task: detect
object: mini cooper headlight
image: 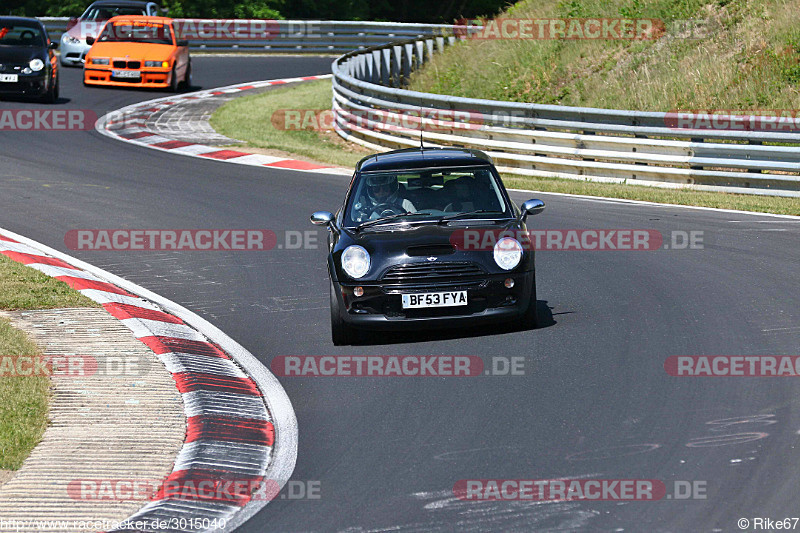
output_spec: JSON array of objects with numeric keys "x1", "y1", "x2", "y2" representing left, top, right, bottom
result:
[
  {"x1": 144, "y1": 60, "x2": 169, "y2": 68},
  {"x1": 90, "y1": 57, "x2": 109, "y2": 65},
  {"x1": 341, "y1": 245, "x2": 370, "y2": 279},
  {"x1": 493, "y1": 237, "x2": 523, "y2": 270},
  {"x1": 29, "y1": 59, "x2": 44, "y2": 72}
]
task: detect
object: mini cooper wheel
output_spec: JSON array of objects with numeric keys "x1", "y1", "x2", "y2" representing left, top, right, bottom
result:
[
  {"x1": 330, "y1": 280, "x2": 357, "y2": 345},
  {"x1": 42, "y1": 73, "x2": 58, "y2": 103}
]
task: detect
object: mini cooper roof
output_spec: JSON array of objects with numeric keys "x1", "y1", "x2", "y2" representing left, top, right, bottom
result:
[{"x1": 356, "y1": 148, "x2": 494, "y2": 173}]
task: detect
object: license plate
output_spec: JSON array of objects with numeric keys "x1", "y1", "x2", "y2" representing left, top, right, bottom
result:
[
  {"x1": 112, "y1": 70, "x2": 140, "y2": 79},
  {"x1": 0, "y1": 74, "x2": 18, "y2": 82},
  {"x1": 402, "y1": 291, "x2": 468, "y2": 309}
]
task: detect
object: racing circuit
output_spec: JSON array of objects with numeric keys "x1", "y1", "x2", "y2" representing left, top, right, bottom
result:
[{"x1": 1, "y1": 55, "x2": 800, "y2": 531}]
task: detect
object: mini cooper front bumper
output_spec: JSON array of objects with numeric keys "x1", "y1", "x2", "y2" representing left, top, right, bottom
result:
[{"x1": 332, "y1": 268, "x2": 535, "y2": 329}]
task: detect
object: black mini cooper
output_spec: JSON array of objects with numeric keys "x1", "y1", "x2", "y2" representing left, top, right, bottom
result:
[
  {"x1": 311, "y1": 147, "x2": 545, "y2": 345},
  {"x1": 0, "y1": 17, "x2": 59, "y2": 102}
]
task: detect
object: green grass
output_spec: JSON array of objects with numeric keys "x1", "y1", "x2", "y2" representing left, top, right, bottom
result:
[
  {"x1": 209, "y1": 78, "x2": 800, "y2": 216},
  {"x1": 0, "y1": 255, "x2": 99, "y2": 310},
  {"x1": 0, "y1": 253, "x2": 99, "y2": 471},
  {"x1": 210, "y1": 80, "x2": 371, "y2": 168},
  {"x1": 410, "y1": 0, "x2": 800, "y2": 112},
  {"x1": 504, "y1": 174, "x2": 800, "y2": 215},
  {"x1": 0, "y1": 319, "x2": 49, "y2": 471}
]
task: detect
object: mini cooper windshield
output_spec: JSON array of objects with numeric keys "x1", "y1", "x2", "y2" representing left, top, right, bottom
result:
[
  {"x1": 0, "y1": 22, "x2": 46, "y2": 47},
  {"x1": 343, "y1": 166, "x2": 511, "y2": 228}
]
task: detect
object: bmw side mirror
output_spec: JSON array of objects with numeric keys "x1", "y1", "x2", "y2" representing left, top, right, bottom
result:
[
  {"x1": 310, "y1": 211, "x2": 334, "y2": 226},
  {"x1": 520, "y1": 199, "x2": 545, "y2": 221},
  {"x1": 86, "y1": 36, "x2": 95, "y2": 45}
]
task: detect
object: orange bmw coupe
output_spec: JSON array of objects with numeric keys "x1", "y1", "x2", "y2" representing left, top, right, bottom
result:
[{"x1": 83, "y1": 16, "x2": 190, "y2": 90}]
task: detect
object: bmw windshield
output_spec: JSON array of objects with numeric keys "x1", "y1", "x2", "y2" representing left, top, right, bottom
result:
[{"x1": 343, "y1": 166, "x2": 512, "y2": 228}]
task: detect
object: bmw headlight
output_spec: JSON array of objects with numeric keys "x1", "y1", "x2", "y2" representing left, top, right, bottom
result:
[
  {"x1": 341, "y1": 245, "x2": 370, "y2": 279},
  {"x1": 493, "y1": 237, "x2": 523, "y2": 270},
  {"x1": 90, "y1": 57, "x2": 109, "y2": 65},
  {"x1": 29, "y1": 59, "x2": 44, "y2": 72},
  {"x1": 144, "y1": 60, "x2": 169, "y2": 68}
]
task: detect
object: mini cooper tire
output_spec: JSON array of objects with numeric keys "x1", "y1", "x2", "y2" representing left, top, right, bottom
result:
[
  {"x1": 330, "y1": 280, "x2": 357, "y2": 345},
  {"x1": 42, "y1": 74, "x2": 58, "y2": 103},
  {"x1": 516, "y1": 277, "x2": 539, "y2": 330}
]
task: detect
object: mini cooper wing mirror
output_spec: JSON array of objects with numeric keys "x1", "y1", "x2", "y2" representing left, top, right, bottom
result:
[
  {"x1": 310, "y1": 211, "x2": 334, "y2": 226},
  {"x1": 49, "y1": 41, "x2": 59, "y2": 50},
  {"x1": 520, "y1": 199, "x2": 545, "y2": 221}
]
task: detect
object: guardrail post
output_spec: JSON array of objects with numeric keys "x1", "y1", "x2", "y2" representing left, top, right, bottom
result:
[
  {"x1": 415, "y1": 41, "x2": 425, "y2": 69},
  {"x1": 425, "y1": 39, "x2": 434, "y2": 60},
  {"x1": 435, "y1": 36, "x2": 445, "y2": 52},
  {"x1": 402, "y1": 43, "x2": 414, "y2": 83},
  {"x1": 392, "y1": 45, "x2": 403, "y2": 87},
  {"x1": 381, "y1": 48, "x2": 392, "y2": 86}
]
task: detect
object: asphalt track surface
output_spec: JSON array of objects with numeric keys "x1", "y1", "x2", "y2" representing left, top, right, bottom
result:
[{"x1": 2, "y1": 56, "x2": 800, "y2": 532}]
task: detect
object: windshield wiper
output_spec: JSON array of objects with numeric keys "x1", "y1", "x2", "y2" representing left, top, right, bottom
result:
[
  {"x1": 355, "y1": 211, "x2": 435, "y2": 231},
  {"x1": 437, "y1": 210, "x2": 505, "y2": 224}
]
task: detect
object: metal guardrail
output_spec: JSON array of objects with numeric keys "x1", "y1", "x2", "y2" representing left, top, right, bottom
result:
[
  {"x1": 332, "y1": 36, "x2": 800, "y2": 197},
  {"x1": 38, "y1": 17, "x2": 452, "y2": 53}
]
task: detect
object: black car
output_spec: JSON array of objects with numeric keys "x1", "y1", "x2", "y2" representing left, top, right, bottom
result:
[
  {"x1": 0, "y1": 17, "x2": 59, "y2": 102},
  {"x1": 311, "y1": 147, "x2": 545, "y2": 345}
]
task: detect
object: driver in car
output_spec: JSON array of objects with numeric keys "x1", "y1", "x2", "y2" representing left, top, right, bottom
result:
[{"x1": 352, "y1": 173, "x2": 416, "y2": 222}]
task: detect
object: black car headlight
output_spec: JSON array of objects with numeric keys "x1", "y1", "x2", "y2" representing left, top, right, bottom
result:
[
  {"x1": 341, "y1": 245, "x2": 370, "y2": 279},
  {"x1": 29, "y1": 59, "x2": 44, "y2": 72},
  {"x1": 493, "y1": 237, "x2": 523, "y2": 270}
]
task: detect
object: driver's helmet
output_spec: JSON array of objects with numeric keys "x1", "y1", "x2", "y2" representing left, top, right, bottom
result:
[{"x1": 365, "y1": 173, "x2": 400, "y2": 205}]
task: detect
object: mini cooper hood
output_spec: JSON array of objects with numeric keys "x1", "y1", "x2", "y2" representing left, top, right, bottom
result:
[
  {"x1": 346, "y1": 219, "x2": 520, "y2": 251},
  {"x1": 89, "y1": 41, "x2": 174, "y2": 60},
  {"x1": 0, "y1": 47, "x2": 45, "y2": 64}
]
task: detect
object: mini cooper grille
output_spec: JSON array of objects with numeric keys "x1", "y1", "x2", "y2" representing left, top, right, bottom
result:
[
  {"x1": 113, "y1": 60, "x2": 141, "y2": 69},
  {"x1": 406, "y1": 244, "x2": 455, "y2": 257},
  {"x1": 380, "y1": 262, "x2": 485, "y2": 289}
]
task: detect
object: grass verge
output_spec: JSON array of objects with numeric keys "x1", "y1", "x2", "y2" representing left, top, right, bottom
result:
[
  {"x1": 504, "y1": 175, "x2": 800, "y2": 215},
  {"x1": 0, "y1": 319, "x2": 48, "y2": 471},
  {"x1": 209, "y1": 79, "x2": 800, "y2": 216},
  {"x1": 210, "y1": 79, "x2": 371, "y2": 168},
  {"x1": 0, "y1": 255, "x2": 99, "y2": 310},
  {"x1": 0, "y1": 252, "x2": 98, "y2": 472},
  {"x1": 409, "y1": 0, "x2": 800, "y2": 112}
]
